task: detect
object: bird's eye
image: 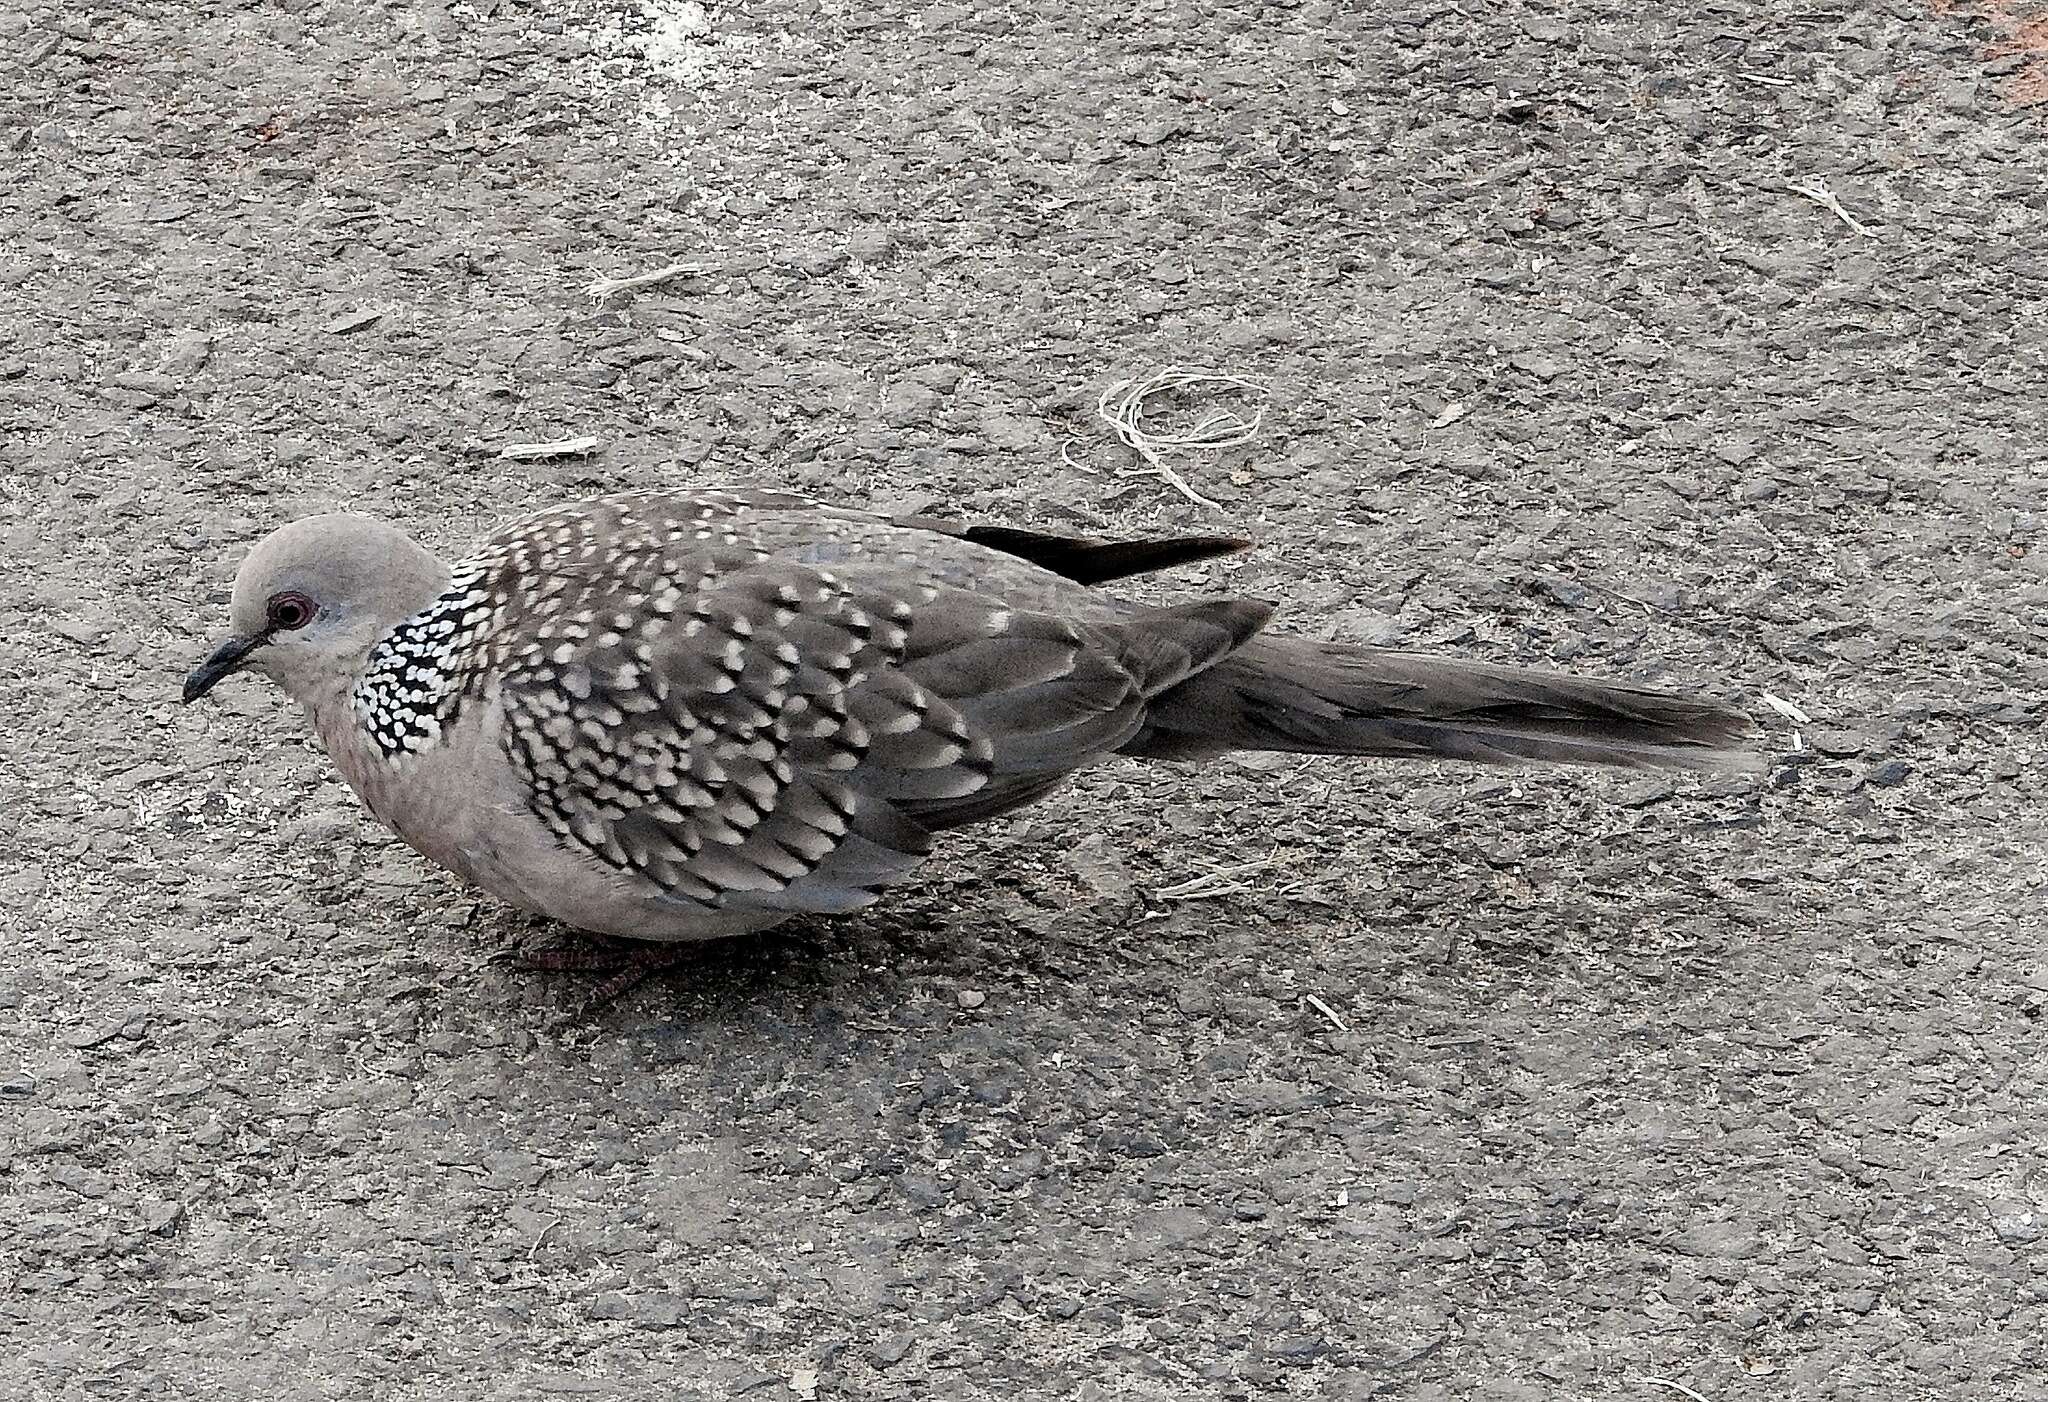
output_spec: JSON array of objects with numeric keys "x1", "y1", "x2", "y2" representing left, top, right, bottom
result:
[{"x1": 267, "y1": 591, "x2": 317, "y2": 631}]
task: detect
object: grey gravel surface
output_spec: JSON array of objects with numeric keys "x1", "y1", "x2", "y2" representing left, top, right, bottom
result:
[{"x1": 3, "y1": 1, "x2": 2046, "y2": 1399}]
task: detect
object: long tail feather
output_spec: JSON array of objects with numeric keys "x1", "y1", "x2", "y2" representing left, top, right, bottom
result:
[{"x1": 1127, "y1": 635, "x2": 1758, "y2": 772}]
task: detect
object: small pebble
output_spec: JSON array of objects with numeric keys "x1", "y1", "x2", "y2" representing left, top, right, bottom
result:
[
  {"x1": 1805, "y1": 728, "x2": 1868, "y2": 758},
  {"x1": 869, "y1": 1331, "x2": 915, "y2": 1366},
  {"x1": 956, "y1": 989, "x2": 985, "y2": 1010}
]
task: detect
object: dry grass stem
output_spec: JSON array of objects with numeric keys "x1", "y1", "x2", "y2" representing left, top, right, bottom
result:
[
  {"x1": 528, "y1": 1218, "x2": 561, "y2": 1260},
  {"x1": 585, "y1": 260, "x2": 712, "y2": 302},
  {"x1": 1155, "y1": 854, "x2": 1289, "y2": 902},
  {"x1": 498, "y1": 435, "x2": 602, "y2": 461},
  {"x1": 1761, "y1": 692, "x2": 1812, "y2": 725},
  {"x1": 1095, "y1": 366, "x2": 1272, "y2": 510},
  {"x1": 1789, "y1": 182, "x2": 1877, "y2": 236},
  {"x1": 1304, "y1": 993, "x2": 1349, "y2": 1033}
]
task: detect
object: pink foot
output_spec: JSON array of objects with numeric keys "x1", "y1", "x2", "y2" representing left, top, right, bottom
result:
[{"x1": 509, "y1": 933, "x2": 704, "y2": 1017}]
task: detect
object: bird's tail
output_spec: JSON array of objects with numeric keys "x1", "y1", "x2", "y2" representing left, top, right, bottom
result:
[{"x1": 1125, "y1": 634, "x2": 1759, "y2": 772}]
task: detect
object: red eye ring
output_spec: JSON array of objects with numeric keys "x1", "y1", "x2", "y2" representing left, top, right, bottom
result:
[{"x1": 267, "y1": 591, "x2": 317, "y2": 631}]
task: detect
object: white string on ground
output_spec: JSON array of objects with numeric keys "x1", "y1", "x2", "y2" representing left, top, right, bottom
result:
[{"x1": 1094, "y1": 365, "x2": 1272, "y2": 510}]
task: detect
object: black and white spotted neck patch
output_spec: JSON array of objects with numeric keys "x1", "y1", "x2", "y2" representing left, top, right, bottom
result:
[{"x1": 352, "y1": 564, "x2": 498, "y2": 761}]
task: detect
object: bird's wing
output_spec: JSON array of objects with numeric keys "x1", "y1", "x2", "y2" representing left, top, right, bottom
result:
[{"x1": 481, "y1": 495, "x2": 1268, "y2": 917}]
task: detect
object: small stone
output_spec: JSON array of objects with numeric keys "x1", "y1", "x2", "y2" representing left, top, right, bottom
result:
[
  {"x1": 781, "y1": 243, "x2": 846, "y2": 277},
  {"x1": 587, "y1": 1292, "x2": 686, "y2": 1326},
  {"x1": 975, "y1": 411, "x2": 1047, "y2": 450},
  {"x1": 1806, "y1": 728, "x2": 1867, "y2": 757},
  {"x1": 1862, "y1": 759, "x2": 1911, "y2": 788},
  {"x1": 1130, "y1": 119, "x2": 1188, "y2": 146},
  {"x1": 51, "y1": 618, "x2": 102, "y2": 645},
  {"x1": 326, "y1": 310, "x2": 382, "y2": 335},
  {"x1": 955, "y1": 989, "x2": 985, "y2": 1010},
  {"x1": 1268, "y1": 1335, "x2": 1327, "y2": 1364},
  {"x1": 847, "y1": 229, "x2": 895, "y2": 262},
  {"x1": 1615, "y1": 779, "x2": 1676, "y2": 808},
  {"x1": 880, "y1": 383, "x2": 938, "y2": 428},
  {"x1": 896, "y1": 1174, "x2": 945, "y2": 1209},
  {"x1": 160, "y1": 331, "x2": 214, "y2": 380},
  {"x1": 1714, "y1": 435, "x2": 1762, "y2": 465},
  {"x1": 870, "y1": 1331, "x2": 915, "y2": 1366},
  {"x1": 1987, "y1": 1202, "x2": 2041, "y2": 1245},
  {"x1": 61, "y1": 1019, "x2": 127, "y2": 1049},
  {"x1": 1672, "y1": 1219, "x2": 1760, "y2": 1258},
  {"x1": 1063, "y1": 835, "x2": 1131, "y2": 899}
]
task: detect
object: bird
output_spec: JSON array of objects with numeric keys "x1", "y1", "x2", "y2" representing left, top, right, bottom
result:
[{"x1": 183, "y1": 487, "x2": 1756, "y2": 986}]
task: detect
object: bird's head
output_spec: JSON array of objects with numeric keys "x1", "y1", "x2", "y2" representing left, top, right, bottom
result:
[{"x1": 183, "y1": 514, "x2": 451, "y2": 706}]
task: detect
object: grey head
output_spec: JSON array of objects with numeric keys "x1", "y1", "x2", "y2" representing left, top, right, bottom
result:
[{"x1": 182, "y1": 514, "x2": 451, "y2": 707}]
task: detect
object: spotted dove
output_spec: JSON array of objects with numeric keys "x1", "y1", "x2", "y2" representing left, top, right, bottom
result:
[{"x1": 183, "y1": 488, "x2": 1755, "y2": 945}]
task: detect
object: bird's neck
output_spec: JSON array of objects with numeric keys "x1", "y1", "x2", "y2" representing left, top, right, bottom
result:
[
  {"x1": 301, "y1": 667, "x2": 422, "y2": 837},
  {"x1": 301, "y1": 667, "x2": 383, "y2": 769}
]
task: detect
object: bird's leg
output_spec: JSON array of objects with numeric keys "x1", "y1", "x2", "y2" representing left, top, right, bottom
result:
[
  {"x1": 508, "y1": 930, "x2": 704, "y2": 1017},
  {"x1": 511, "y1": 930, "x2": 647, "y2": 973},
  {"x1": 578, "y1": 949, "x2": 693, "y2": 1009}
]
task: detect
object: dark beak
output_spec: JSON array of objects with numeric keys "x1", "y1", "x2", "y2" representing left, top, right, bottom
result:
[{"x1": 182, "y1": 632, "x2": 268, "y2": 704}]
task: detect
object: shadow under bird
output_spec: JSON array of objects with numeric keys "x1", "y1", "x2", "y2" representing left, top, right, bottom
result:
[{"x1": 183, "y1": 488, "x2": 1756, "y2": 985}]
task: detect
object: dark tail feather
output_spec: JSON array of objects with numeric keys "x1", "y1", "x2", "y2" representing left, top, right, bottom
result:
[
  {"x1": 1127, "y1": 635, "x2": 1759, "y2": 772},
  {"x1": 897, "y1": 516, "x2": 1253, "y2": 585}
]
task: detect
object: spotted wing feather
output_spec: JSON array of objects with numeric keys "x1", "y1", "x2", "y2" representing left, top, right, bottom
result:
[
  {"x1": 482, "y1": 500, "x2": 1271, "y2": 918},
  {"x1": 496, "y1": 558, "x2": 976, "y2": 918}
]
